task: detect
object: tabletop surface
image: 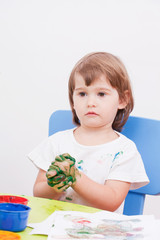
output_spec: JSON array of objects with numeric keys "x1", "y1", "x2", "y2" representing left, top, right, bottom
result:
[{"x1": 0, "y1": 195, "x2": 99, "y2": 239}]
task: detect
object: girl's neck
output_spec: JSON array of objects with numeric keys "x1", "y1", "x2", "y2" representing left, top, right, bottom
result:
[{"x1": 73, "y1": 125, "x2": 119, "y2": 146}]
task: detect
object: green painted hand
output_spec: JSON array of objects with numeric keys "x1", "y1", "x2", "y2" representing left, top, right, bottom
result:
[{"x1": 46, "y1": 153, "x2": 80, "y2": 192}]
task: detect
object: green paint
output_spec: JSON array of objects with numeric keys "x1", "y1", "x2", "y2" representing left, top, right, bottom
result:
[
  {"x1": 65, "y1": 197, "x2": 72, "y2": 201},
  {"x1": 77, "y1": 231, "x2": 90, "y2": 234},
  {"x1": 78, "y1": 160, "x2": 83, "y2": 164},
  {"x1": 46, "y1": 153, "x2": 80, "y2": 190}
]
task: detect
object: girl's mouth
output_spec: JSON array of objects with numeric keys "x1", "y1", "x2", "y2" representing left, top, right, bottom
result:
[{"x1": 86, "y1": 112, "x2": 98, "y2": 116}]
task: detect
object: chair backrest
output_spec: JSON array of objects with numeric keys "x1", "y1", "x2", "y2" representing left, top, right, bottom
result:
[
  {"x1": 49, "y1": 110, "x2": 160, "y2": 215},
  {"x1": 122, "y1": 116, "x2": 160, "y2": 215}
]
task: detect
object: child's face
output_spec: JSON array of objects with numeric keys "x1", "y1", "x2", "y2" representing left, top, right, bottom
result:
[{"x1": 73, "y1": 73, "x2": 126, "y2": 129}]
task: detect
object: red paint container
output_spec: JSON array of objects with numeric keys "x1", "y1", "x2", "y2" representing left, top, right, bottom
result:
[{"x1": 0, "y1": 195, "x2": 28, "y2": 205}]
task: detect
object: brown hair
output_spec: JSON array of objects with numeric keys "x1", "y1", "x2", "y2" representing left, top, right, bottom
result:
[{"x1": 68, "y1": 52, "x2": 134, "y2": 132}]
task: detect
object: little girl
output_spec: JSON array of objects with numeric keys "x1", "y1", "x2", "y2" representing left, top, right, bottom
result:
[{"x1": 28, "y1": 52, "x2": 149, "y2": 213}]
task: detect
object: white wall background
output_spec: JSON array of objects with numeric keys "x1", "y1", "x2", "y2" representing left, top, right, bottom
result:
[{"x1": 0, "y1": 0, "x2": 160, "y2": 217}]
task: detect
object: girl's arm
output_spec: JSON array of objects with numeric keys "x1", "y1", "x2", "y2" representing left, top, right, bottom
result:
[
  {"x1": 33, "y1": 169, "x2": 64, "y2": 200},
  {"x1": 44, "y1": 154, "x2": 130, "y2": 211},
  {"x1": 73, "y1": 172, "x2": 131, "y2": 211}
]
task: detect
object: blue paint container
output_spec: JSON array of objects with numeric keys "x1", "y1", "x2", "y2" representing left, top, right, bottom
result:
[{"x1": 0, "y1": 203, "x2": 31, "y2": 232}]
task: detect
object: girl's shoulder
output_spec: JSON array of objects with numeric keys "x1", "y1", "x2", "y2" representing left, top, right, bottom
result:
[{"x1": 117, "y1": 131, "x2": 137, "y2": 151}]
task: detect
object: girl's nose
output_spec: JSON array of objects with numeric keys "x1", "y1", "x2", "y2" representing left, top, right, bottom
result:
[{"x1": 87, "y1": 96, "x2": 96, "y2": 107}]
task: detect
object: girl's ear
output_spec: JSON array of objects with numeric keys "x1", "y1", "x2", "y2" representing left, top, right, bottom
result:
[{"x1": 118, "y1": 90, "x2": 130, "y2": 109}]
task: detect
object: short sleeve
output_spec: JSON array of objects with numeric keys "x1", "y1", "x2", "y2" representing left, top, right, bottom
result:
[
  {"x1": 27, "y1": 137, "x2": 57, "y2": 171},
  {"x1": 107, "y1": 141, "x2": 149, "y2": 190}
]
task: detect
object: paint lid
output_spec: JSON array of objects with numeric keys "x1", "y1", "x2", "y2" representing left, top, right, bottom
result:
[
  {"x1": 0, "y1": 195, "x2": 28, "y2": 205},
  {"x1": 0, "y1": 230, "x2": 21, "y2": 239}
]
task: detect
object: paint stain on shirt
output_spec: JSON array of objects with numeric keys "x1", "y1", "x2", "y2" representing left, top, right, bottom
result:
[
  {"x1": 111, "y1": 151, "x2": 123, "y2": 168},
  {"x1": 78, "y1": 160, "x2": 84, "y2": 164},
  {"x1": 77, "y1": 159, "x2": 84, "y2": 171}
]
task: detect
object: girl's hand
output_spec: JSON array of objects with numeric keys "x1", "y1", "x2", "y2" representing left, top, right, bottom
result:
[
  {"x1": 46, "y1": 153, "x2": 81, "y2": 191},
  {"x1": 55, "y1": 153, "x2": 81, "y2": 185},
  {"x1": 47, "y1": 172, "x2": 73, "y2": 192}
]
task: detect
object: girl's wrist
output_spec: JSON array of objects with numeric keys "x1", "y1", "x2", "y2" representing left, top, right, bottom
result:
[{"x1": 71, "y1": 169, "x2": 81, "y2": 188}]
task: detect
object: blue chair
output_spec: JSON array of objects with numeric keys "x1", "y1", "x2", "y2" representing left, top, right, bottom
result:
[{"x1": 49, "y1": 110, "x2": 160, "y2": 215}]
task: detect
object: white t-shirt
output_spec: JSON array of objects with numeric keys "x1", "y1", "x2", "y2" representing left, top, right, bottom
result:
[{"x1": 28, "y1": 128, "x2": 149, "y2": 213}]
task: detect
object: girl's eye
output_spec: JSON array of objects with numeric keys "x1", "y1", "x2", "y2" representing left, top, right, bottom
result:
[
  {"x1": 79, "y1": 92, "x2": 86, "y2": 97},
  {"x1": 98, "y1": 92, "x2": 106, "y2": 97}
]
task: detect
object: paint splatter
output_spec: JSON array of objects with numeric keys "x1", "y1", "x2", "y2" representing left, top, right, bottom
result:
[
  {"x1": 65, "y1": 197, "x2": 72, "y2": 201},
  {"x1": 78, "y1": 165, "x2": 83, "y2": 170},
  {"x1": 110, "y1": 151, "x2": 123, "y2": 168},
  {"x1": 113, "y1": 151, "x2": 123, "y2": 161},
  {"x1": 78, "y1": 160, "x2": 84, "y2": 164},
  {"x1": 77, "y1": 159, "x2": 84, "y2": 171}
]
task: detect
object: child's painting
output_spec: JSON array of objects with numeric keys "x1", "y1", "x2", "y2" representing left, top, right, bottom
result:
[{"x1": 47, "y1": 211, "x2": 157, "y2": 240}]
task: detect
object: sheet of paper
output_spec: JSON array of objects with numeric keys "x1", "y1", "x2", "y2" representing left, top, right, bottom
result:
[
  {"x1": 28, "y1": 211, "x2": 58, "y2": 235},
  {"x1": 28, "y1": 210, "x2": 160, "y2": 239},
  {"x1": 28, "y1": 210, "x2": 117, "y2": 235},
  {"x1": 47, "y1": 211, "x2": 159, "y2": 240}
]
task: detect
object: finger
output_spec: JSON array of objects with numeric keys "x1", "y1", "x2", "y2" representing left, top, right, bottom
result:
[
  {"x1": 57, "y1": 180, "x2": 72, "y2": 191},
  {"x1": 53, "y1": 174, "x2": 66, "y2": 182},
  {"x1": 48, "y1": 164, "x2": 63, "y2": 175},
  {"x1": 53, "y1": 161, "x2": 70, "y2": 173},
  {"x1": 50, "y1": 177, "x2": 71, "y2": 191},
  {"x1": 47, "y1": 174, "x2": 65, "y2": 187},
  {"x1": 62, "y1": 153, "x2": 71, "y2": 158},
  {"x1": 65, "y1": 155, "x2": 75, "y2": 167},
  {"x1": 55, "y1": 154, "x2": 75, "y2": 166},
  {"x1": 46, "y1": 169, "x2": 57, "y2": 178},
  {"x1": 55, "y1": 154, "x2": 66, "y2": 162},
  {"x1": 57, "y1": 175, "x2": 73, "y2": 189},
  {"x1": 54, "y1": 159, "x2": 73, "y2": 176},
  {"x1": 57, "y1": 182, "x2": 72, "y2": 192}
]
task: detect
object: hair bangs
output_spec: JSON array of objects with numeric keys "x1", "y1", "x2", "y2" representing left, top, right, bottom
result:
[{"x1": 76, "y1": 63, "x2": 104, "y2": 86}]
